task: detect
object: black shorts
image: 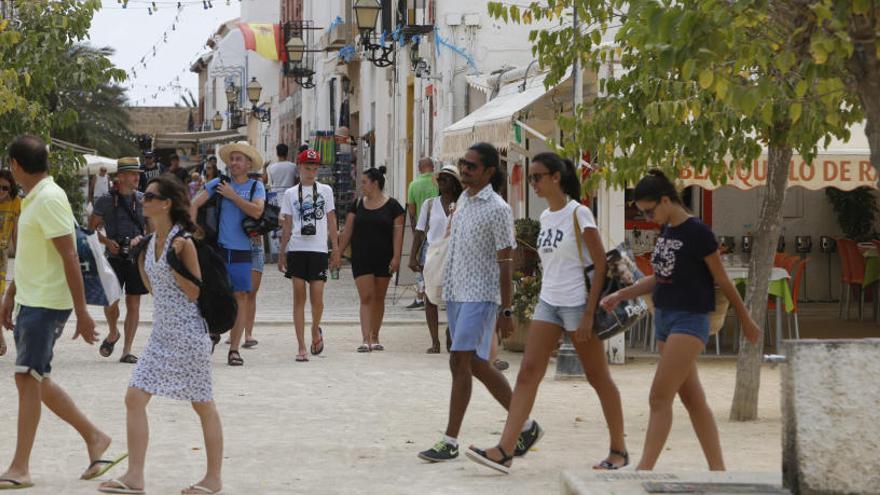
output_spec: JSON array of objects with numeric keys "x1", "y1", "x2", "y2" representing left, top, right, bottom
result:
[
  {"x1": 285, "y1": 251, "x2": 329, "y2": 282},
  {"x1": 351, "y1": 256, "x2": 392, "y2": 279},
  {"x1": 108, "y1": 257, "x2": 149, "y2": 296}
]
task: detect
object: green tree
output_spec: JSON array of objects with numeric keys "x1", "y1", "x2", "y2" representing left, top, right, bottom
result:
[
  {"x1": 52, "y1": 45, "x2": 138, "y2": 159},
  {"x1": 488, "y1": 0, "x2": 860, "y2": 420},
  {"x1": 0, "y1": 0, "x2": 126, "y2": 215},
  {"x1": 799, "y1": 1, "x2": 880, "y2": 182}
]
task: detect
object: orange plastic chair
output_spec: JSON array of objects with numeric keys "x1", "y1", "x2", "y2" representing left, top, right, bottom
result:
[
  {"x1": 774, "y1": 253, "x2": 789, "y2": 268},
  {"x1": 838, "y1": 239, "x2": 869, "y2": 320}
]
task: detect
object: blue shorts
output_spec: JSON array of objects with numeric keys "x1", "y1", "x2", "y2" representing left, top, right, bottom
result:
[
  {"x1": 251, "y1": 242, "x2": 265, "y2": 273},
  {"x1": 654, "y1": 308, "x2": 710, "y2": 344},
  {"x1": 14, "y1": 306, "x2": 72, "y2": 380},
  {"x1": 220, "y1": 247, "x2": 253, "y2": 293},
  {"x1": 533, "y1": 299, "x2": 587, "y2": 332},
  {"x1": 447, "y1": 301, "x2": 497, "y2": 361}
]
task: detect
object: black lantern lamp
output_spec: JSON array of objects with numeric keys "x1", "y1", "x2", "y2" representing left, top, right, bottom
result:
[
  {"x1": 353, "y1": 0, "x2": 394, "y2": 68},
  {"x1": 282, "y1": 20, "x2": 320, "y2": 89}
]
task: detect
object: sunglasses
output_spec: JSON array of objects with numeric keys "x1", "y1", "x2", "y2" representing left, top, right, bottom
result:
[
  {"x1": 458, "y1": 158, "x2": 480, "y2": 171},
  {"x1": 528, "y1": 172, "x2": 549, "y2": 184},
  {"x1": 639, "y1": 202, "x2": 659, "y2": 219},
  {"x1": 0, "y1": 186, "x2": 10, "y2": 192},
  {"x1": 143, "y1": 192, "x2": 167, "y2": 202}
]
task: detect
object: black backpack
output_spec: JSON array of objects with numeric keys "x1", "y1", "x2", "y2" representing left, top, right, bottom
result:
[
  {"x1": 196, "y1": 193, "x2": 222, "y2": 248},
  {"x1": 160, "y1": 231, "x2": 237, "y2": 335}
]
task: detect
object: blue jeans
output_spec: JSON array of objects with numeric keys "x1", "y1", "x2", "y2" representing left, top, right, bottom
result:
[
  {"x1": 653, "y1": 308, "x2": 710, "y2": 344},
  {"x1": 14, "y1": 306, "x2": 72, "y2": 380}
]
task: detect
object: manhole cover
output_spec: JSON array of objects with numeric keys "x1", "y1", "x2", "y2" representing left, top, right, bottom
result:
[{"x1": 643, "y1": 482, "x2": 790, "y2": 494}]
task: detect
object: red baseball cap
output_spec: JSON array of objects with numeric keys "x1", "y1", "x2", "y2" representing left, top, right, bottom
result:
[{"x1": 298, "y1": 149, "x2": 321, "y2": 164}]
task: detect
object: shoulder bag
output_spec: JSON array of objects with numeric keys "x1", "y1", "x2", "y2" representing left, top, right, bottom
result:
[{"x1": 574, "y1": 206, "x2": 649, "y2": 340}]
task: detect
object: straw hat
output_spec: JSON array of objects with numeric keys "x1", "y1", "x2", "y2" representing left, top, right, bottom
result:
[
  {"x1": 436, "y1": 163, "x2": 461, "y2": 184},
  {"x1": 219, "y1": 141, "x2": 263, "y2": 172},
  {"x1": 116, "y1": 157, "x2": 142, "y2": 174}
]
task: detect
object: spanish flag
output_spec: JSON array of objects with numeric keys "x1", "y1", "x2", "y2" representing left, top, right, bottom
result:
[{"x1": 239, "y1": 23, "x2": 286, "y2": 61}]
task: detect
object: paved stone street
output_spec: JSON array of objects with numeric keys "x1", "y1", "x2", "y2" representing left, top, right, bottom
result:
[
  {"x1": 0, "y1": 266, "x2": 784, "y2": 494},
  {"x1": 82, "y1": 262, "x2": 434, "y2": 326}
]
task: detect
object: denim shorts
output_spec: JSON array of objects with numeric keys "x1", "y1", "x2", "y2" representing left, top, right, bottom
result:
[
  {"x1": 14, "y1": 306, "x2": 72, "y2": 380},
  {"x1": 446, "y1": 301, "x2": 497, "y2": 361},
  {"x1": 251, "y1": 242, "x2": 265, "y2": 273},
  {"x1": 533, "y1": 299, "x2": 587, "y2": 332},
  {"x1": 653, "y1": 308, "x2": 710, "y2": 344}
]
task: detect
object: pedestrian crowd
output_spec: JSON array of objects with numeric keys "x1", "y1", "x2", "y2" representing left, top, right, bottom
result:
[{"x1": 0, "y1": 134, "x2": 762, "y2": 494}]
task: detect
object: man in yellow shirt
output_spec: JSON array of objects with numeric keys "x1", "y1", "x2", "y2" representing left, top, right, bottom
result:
[{"x1": 0, "y1": 135, "x2": 124, "y2": 489}]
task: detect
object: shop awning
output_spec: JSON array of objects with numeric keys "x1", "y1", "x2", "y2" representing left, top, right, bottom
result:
[
  {"x1": 78, "y1": 154, "x2": 118, "y2": 176},
  {"x1": 679, "y1": 152, "x2": 877, "y2": 191},
  {"x1": 680, "y1": 122, "x2": 878, "y2": 190},
  {"x1": 152, "y1": 129, "x2": 244, "y2": 148},
  {"x1": 441, "y1": 71, "x2": 566, "y2": 159}
]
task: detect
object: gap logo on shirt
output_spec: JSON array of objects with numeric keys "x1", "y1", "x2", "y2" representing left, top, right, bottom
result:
[
  {"x1": 537, "y1": 227, "x2": 564, "y2": 253},
  {"x1": 653, "y1": 236, "x2": 684, "y2": 279}
]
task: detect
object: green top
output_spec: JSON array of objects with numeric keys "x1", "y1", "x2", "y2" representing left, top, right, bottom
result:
[
  {"x1": 15, "y1": 177, "x2": 76, "y2": 310},
  {"x1": 407, "y1": 172, "x2": 438, "y2": 220}
]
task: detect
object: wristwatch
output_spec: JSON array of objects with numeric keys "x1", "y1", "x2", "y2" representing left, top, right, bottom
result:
[{"x1": 499, "y1": 307, "x2": 513, "y2": 318}]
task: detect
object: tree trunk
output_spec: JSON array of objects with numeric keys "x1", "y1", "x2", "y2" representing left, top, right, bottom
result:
[
  {"x1": 846, "y1": 18, "x2": 880, "y2": 185},
  {"x1": 729, "y1": 144, "x2": 791, "y2": 422}
]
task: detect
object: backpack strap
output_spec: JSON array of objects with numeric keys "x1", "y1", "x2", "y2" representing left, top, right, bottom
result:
[{"x1": 166, "y1": 230, "x2": 203, "y2": 287}]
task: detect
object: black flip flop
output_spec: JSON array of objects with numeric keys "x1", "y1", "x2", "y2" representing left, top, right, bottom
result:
[
  {"x1": 118, "y1": 354, "x2": 138, "y2": 364},
  {"x1": 310, "y1": 328, "x2": 324, "y2": 356},
  {"x1": 227, "y1": 350, "x2": 243, "y2": 366},
  {"x1": 99, "y1": 336, "x2": 120, "y2": 358},
  {"x1": 242, "y1": 339, "x2": 259, "y2": 349}
]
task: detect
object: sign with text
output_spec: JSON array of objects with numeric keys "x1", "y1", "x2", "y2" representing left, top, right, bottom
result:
[{"x1": 679, "y1": 154, "x2": 878, "y2": 190}]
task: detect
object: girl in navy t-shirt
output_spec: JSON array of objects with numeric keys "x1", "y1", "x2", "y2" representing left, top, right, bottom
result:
[{"x1": 600, "y1": 170, "x2": 760, "y2": 471}]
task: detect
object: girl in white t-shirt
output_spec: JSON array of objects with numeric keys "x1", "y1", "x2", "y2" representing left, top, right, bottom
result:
[{"x1": 466, "y1": 152, "x2": 628, "y2": 474}]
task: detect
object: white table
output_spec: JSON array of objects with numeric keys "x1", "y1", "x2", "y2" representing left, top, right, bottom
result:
[{"x1": 723, "y1": 265, "x2": 791, "y2": 350}]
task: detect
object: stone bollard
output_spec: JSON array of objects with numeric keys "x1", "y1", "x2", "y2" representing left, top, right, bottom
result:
[
  {"x1": 782, "y1": 339, "x2": 880, "y2": 494},
  {"x1": 555, "y1": 333, "x2": 584, "y2": 379}
]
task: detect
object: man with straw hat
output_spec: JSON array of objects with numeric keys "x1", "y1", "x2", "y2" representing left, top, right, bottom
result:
[
  {"x1": 191, "y1": 141, "x2": 266, "y2": 367},
  {"x1": 89, "y1": 157, "x2": 148, "y2": 364}
]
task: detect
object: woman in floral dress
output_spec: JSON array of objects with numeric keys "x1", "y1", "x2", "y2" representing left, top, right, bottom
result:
[{"x1": 99, "y1": 175, "x2": 223, "y2": 495}]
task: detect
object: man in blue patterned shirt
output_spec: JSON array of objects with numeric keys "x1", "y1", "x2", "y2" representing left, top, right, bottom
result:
[{"x1": 418, "y1": 143, "x2": 542, "y2": 463}]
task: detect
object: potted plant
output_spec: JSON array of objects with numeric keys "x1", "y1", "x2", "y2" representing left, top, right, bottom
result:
[
  {"x1": 514, "y1": 218, "x2": 541, "y2": 276},
  {"x1": 505, "y1": 271, "x2": 541, "y2": 352},
  {"x1": 826, "y1": 187, "x2": 879, "y2": 241}
]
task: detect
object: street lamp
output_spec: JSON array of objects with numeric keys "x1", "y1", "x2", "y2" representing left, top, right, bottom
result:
[
  {"x1": 285, "y1": 35, "x2": 306, "y2": 63},
  {"x1": 225, "y1": 82, "x2": 238, "y2": 105},
  {"x1": 353, "y1": 0, "x2": 381, "y2": 34},
  {"x1": 354, "y1": 0, "x2": 394, "y2": 68},
  {"x1": 245, "y1": 77, "x2": 271, "y2": 123},
  {"x1": 211, "y1": 111, "x2": 223, "y2": 131},
  {"x1": 246, "y1": 77, "x2": 262, "y2": 106}
]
